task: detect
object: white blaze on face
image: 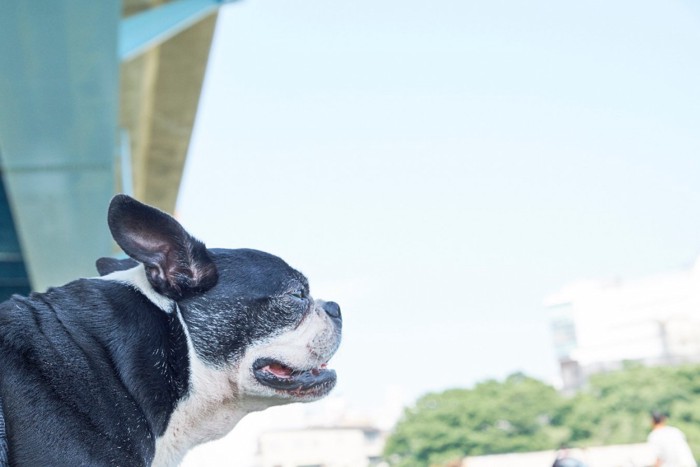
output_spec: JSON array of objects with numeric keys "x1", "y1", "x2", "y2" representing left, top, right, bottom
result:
[{"x1": 236, "y1": 299, "x2": 341, "y2": 401}]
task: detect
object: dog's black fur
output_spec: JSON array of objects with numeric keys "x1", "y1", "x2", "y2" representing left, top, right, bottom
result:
[{"x1": 0, "y1": 195, "x2": 342, "y2": 466}]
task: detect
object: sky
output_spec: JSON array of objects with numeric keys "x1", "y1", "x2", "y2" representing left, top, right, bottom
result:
[{"x1": 177, "y1": 0, "x2": 700, "y2": 415}]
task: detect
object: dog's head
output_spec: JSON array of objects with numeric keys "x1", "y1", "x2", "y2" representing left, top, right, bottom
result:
[{"x1": 96, "y1": 195, "x2": 342, "y2": 405}]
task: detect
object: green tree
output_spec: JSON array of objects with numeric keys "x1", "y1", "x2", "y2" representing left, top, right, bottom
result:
[
  {"x1": 384, "y1": 365, "x2": 700, "y2": 465},
  {"x1": 384, "y1": 373, "x2": 568, "y2": 466},
  {"x1": 563, "y1": 363, "x2": 700, "y2": 457}
]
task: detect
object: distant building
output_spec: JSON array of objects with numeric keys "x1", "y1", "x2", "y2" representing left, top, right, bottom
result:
[
  {"x1": 256, "y1": 426, "x2": 387, "y2": 467},
  {"x1": 546, "y1": 258, "x2": 700, "y2": 391}
]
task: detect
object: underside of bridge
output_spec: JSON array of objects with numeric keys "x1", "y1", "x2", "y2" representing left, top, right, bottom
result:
[{"x1": 0, "y1": 0, "x2": 231, "y2": 298}]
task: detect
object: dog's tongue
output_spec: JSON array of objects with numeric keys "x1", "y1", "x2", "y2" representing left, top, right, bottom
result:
[{"x1": 267, "y1": 362, "x2": 293, "y2": 378}]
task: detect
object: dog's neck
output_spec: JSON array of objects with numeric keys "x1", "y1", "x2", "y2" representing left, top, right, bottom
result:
[
  {"x1": 101, "y1": 267, "x2": 252, "y2": 466},
  {"x1": 151, "y1": 357, "x2": 249, "y2": 466},
  {"x1": 152, "y1": 304, "x2": 261, "y2": 467}
]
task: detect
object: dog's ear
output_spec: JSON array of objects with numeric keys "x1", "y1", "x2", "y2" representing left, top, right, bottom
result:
[
  {"x1": 95, "y1": 257, "x2": 139, "y2": 276},
  {"x1": 107, "y1": 194, "x2": 218, "y2": 300}
]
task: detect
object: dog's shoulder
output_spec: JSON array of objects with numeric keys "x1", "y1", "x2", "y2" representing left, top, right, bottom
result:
[
  {"x1": 0, "y1": 275, "x2": 192, "y2": 465},
  {"x1": 0, "y1": 276, "x2": 190, "y2": 409},
  {"x1": 0, "y1": 277, "x2": 153, "y2": 350}
]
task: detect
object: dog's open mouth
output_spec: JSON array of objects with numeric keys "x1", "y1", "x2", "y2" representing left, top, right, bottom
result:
[{"x1": 253, "y1": 357, "x2": 337, "y2": 397}]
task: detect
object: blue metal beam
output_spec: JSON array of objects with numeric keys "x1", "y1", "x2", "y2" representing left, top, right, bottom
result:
[
  {"x1": 0, "y1": 1, "x2": 119, "y2": 291},
  {"x1": 0, "y1": 174, "x2": 30, "y2": 301},
  {"x1": 120, "y1": 0, "x2": 237, "y2": 61}
]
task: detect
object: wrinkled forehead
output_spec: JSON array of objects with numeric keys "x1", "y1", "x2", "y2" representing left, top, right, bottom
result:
[{"x1": 206, "y1": 248, "x2": 308, "y2": 297}]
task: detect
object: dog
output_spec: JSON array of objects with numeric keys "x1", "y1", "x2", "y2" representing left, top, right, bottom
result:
[{"x1": 0, "y1": 194, "x2": 342, "y2": 466}]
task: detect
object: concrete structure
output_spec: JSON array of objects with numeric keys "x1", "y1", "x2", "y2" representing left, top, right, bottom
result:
[
  {"x1": 121, "y1": 0, "x2": 223, "y2": 213},
  {"x1": 546, "y1": 258, "x2": 700, "y2": 390},
  {"x1": 0, "y1": 0, "x2": 234, "y2": 298},
  {"x1": 182, "y1": 389, "x2": 405, "y2": 466},
  {"x1": 256, "y1": 427, "x2": 387, "y2": 467}
]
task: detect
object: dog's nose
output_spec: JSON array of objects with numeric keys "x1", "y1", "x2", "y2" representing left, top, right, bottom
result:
[{"x1": 322, "y1": 301, "x2": 341, "y2": 320}]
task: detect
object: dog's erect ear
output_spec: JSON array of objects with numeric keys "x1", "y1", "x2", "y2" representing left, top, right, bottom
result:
[
  {"x1": 95, "y1": 257, "x2": 139, "y2": 276},
  {"x1": 107, "y1": 194, "x2": 218, "y2": 300}
]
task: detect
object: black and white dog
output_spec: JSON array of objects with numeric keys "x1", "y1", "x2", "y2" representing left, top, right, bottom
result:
[{"x1": 0, "y1": 195, "x2": 342, "y2": 466}]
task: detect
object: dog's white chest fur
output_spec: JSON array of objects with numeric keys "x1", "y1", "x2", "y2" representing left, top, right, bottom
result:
[
  {"x1": 151, "y1": 366, "x2": 248, "y2": 466},
  {"x1": 152, "y1": 313, "x2": 249, "y2": 466}
]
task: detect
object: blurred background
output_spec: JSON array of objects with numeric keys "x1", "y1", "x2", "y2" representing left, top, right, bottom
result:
[{"x1": 1, "y1": 1, "x2": 699, "y2": 466}]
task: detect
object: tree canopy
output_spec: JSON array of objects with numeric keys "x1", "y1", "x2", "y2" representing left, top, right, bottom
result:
[{"x1": 384, "y1": 365, "x2": 700, "y2": 466}]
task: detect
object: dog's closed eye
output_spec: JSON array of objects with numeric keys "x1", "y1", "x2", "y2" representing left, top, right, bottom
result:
[{"x1": 290, "y1": 289, "x2": 306, "y2": 300}]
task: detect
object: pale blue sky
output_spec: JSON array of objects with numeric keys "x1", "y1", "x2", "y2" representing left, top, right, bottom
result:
[{"x1": 178, "y1": 0, "x2": 700, "y2": 409}]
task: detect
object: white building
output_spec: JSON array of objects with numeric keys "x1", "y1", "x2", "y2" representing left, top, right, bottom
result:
[
  {"x1": 546, "y1": 258, "x2": 700, "y2": 390},
  {"x1": 256, "y1": 426, "x2": 386, "y2": 467},
  {"x1": 182, "y1": 389, "x2": 405, "y2": 467}
]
